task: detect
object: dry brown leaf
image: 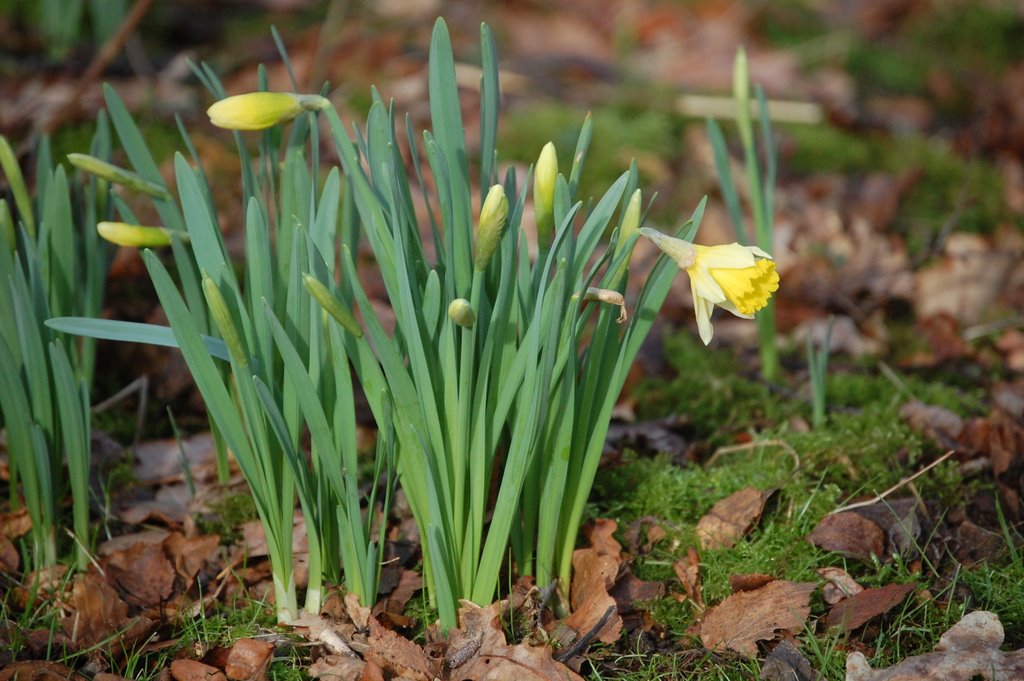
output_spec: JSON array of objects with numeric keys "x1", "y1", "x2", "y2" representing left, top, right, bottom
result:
[
  {"x1": 345, "y1": 592, "x2": 371, "y2": 630},
  {"x1": 846, "y1": 610, "x2": 1024, "y2": 680},
  {"x1": 134, "y1": 433, "x2": 220, "y2": 485},
  {"x1": 729, "y1": 573, "x2": 776, "y2": 593},
  {"x1": 0, "y1": 538, "x2": 19, "y2": 573},
  {"x1": 170, "y1": 659, "x2": 228, "y2": 681},
  {"x1": 760, "y1": 639, "x2": 819, "y2": 681},
  {"x1": 699, "y1": 580, "x2": 816, "y2": 658},
  {"x1": 0, "y1": 661, "x2": 90, "y2": 681},
  {"x1": 373, "y1": 567, "x2": 422, "y2": 617},
  {"x1": 672, "y1": 547, "x2": 703, "y2": 610},
  {"x1": 106, "y1": 541, "x2": 176, "y2": 607},
  {"x1": 223, "y1": 638, "x2": 274, "y2": 681},
  {"x1": 365, "y1": 616, "x2": 435, "y2": 681},
  {"x1": 822, "y1": 583, "x2": 915, "y2": 632},
  {"x1": 357, "y1": 660, "x2": 384, "y2": 681},
  {"x1": 914, "y1": 233, "x2": 1018, "y2": 325},
  {"x1": 564, "y1": 519, "x2": 623, "y2": 645},
  {"x1": 98, "y1": 529, "x2": 171, "y2": 556},
  {"x1": 818, "y1": 567, "x2": 864, "y2": 605},
  {"x1": 696, "y1": 487, "x2": 772, "y2": 550},
  {"x1": 0, "y1": 508, "x2": 32, "y2": 539},
  {"x1": 807, "y1": 512, "x2": 885, "y2": 561},
  {"x1": 307, "y1": 655, "x2": 365, "y2": 681},
  {"x1": 165, "y1": 532, "x2": 221, "y2": 581},
  {"x1": 119, "y1": 483, "x2": 192, "y2": 526},
  {"x1": 60, "y1": 572, "x2": 130, "y2": 648},
  {"x1": 900, "y1": 401, "x2": 964, "y2": 449},
  {"x1": 449, "y1": 601, "x2": 584, "y2": 681}
]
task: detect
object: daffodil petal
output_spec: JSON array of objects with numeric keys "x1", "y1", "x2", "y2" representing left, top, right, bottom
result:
[
  {"x1": 688, "y1": 265, "x2": 727, "y2": 304},
  {"x1": 692, "y1": 284, "x2": 715, "y2": 345}
]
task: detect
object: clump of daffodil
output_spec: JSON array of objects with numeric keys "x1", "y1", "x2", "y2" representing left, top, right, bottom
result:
[
  {"x1": 533, "y1": 142, "x2": 558, "y2": 244},
  {"x1": 640, "y1": 227, "x2": 779, "y2": 345},
  {"x1": 474, "y1": 184, "x2": 509, "y2": 271},
  {"x1": 207, "y1": 92, "x2": 330, "y2": 131},
  {"x1": 97, "y1": 221, "x2": 185, "y2": 247}
]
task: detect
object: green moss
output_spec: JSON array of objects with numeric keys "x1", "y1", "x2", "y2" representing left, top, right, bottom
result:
[
  {"x1": 635, "y1": 333, "x2": 791, "y2": 445},
  {"x1": 197, "y1": 492, "x2": 257, "y2": 543},
  {"x1": 846, "y1": 2, "x2": 1024, "y2": 99},
  {"x1": 754, "y1": 1, "x2": 828, "y2": 50}
]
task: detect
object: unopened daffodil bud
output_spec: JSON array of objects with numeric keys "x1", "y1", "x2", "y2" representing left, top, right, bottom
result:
[
  {"x1": 202, "y1": 276, "x2": 248, "y2": 369},
  {"x1": 303, "y1": 274, "x2": 363, "y2": 338},
  {"x1": 732, "y1": 47, "x2": 754, "y2": 151},
  {"x1": 611, "y1": 188, "x2": 642, "y2": 281},
  {"x1": 474, "y1": 184, "x2": 508, "y2": 271},
  {"x1": 640, "y1": 227, "x2": 779, "y2": 345},
  {"x1": 67, "y1": 153, "x2": 170, "y2": 199},
  {"x1": 448, "y1": 298, "x2": 476, "y2": 328},
  {"x1": 97, "y1": 221, "x2": 184, "y2": 247},
  {"x1": 207, "y1": 93, "x2": 330, "y2": 131},
  {"x1": 533, "y1": 141, "x2": 558, "y2": 244}
]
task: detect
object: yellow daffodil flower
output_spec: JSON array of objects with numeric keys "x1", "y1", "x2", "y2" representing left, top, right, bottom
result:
[
  {"x1": 207, "y1": 93, "x2": 330, "y2": 131},
  {"x1": 640, "y1": 227, "x2": 779, "y2": 345}
]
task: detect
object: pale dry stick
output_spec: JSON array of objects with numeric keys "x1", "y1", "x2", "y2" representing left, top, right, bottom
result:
[
  {"x1": 64, "y1": 528, "x2": 105, "y2": 576},
  {"x1": 676, "y1": 94, "x2": 824, "y2": 125},
  {"x1": 704, "y1": 439, "x2": 801, "y2": 472},
  {"x1": 830, "y1": 449, "x2": 956, "y2": 515}
]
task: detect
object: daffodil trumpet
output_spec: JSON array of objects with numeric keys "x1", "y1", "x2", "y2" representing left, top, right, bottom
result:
[{"x1": 640, "y1": 227, "x2": 779, "y2": 345}]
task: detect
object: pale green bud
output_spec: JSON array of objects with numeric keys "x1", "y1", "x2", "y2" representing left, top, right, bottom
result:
[
  {"x1": 474, "y1": 184, "x2": 509, "y2": 271},
  {"x1": 447, "y1": 298, "x2": 476, "y2": 328},
  {"x1": 0, "y1": 199, "x2": 13, "y2": 252},
  {"x1": 202, "y1": 276, "x2": 248, "y2": 369},
  {"x1": 97, "y1": 221, "x2": 184, "y2": 247},
  {"x1": 0, "y1": 135, "x2": 33, "y2": 237},
  {"x1": 732, "y1": 47, "x2": 754, "y2": 151},
  {"x1": 207, "y1": 92, "x2": 330, "y2": 131},
  {"x1": 611, "y1": 189, "x2": 643, "y2": 282},
  {"x1": 533, "y1": 141, "x2": 558, "y2": 244},
  {"x1": 67, "y1": 153, "x2": 171, "y2": 199},
  {"x1": 303, "y1": 274, "x2": 363, "y2": 338}
]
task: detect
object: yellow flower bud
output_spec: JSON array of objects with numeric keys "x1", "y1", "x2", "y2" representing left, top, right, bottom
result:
[
  {"x1": 97, "y1": 221, "x2": 183, "y2": 248},
  {"x1": 202, "y1": 276, "x2": 248, "y2": 369},
  {"x1": 207, "y1": 93, "x2": 330, "y2": 131},
  {"x1": 474, "y1": 184, "x2": 509, "y2": 271},
  {"x1": 533, "y1": 141, "x2": 558, "y2": 244},
  {"x1": 447, "y1": 298, "x2": 476, "y2": 328},
  {"x1": 67, "y1": 153, "x2": 171, "y2": 199},
  {"x1": 303, "y1": 274, "x2": 363, "y2": 338}
]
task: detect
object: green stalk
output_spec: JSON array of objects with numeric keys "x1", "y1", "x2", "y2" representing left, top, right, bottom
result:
[{"x1": 733, "y1": 48, "x2": 780, "y2": 381}]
